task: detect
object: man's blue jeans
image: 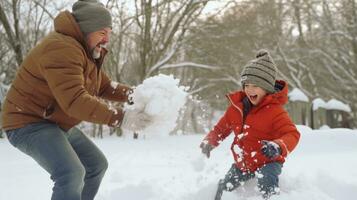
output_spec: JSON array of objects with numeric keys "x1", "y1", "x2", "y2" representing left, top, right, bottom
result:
[{"x1": 6, "y1": 122, "x2": 108, "y2": 200}]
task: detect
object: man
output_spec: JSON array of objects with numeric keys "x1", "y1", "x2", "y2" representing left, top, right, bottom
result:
[{"x1": 1, "y1": 0, "x2": 151, "y2": 199}]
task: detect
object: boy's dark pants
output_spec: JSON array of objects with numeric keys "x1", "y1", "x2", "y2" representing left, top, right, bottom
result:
[{"x1": 215, "y1": 162, "x2": 282, "y2": 200}]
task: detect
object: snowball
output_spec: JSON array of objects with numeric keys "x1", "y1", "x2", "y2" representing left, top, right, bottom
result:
[{"x1": 124, "y1": 74, "x2": 188, "y2": 136}]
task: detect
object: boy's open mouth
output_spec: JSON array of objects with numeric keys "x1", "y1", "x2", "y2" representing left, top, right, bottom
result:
[{"x1": 249, "y1": 95, "x2": 258, "y2": 101}]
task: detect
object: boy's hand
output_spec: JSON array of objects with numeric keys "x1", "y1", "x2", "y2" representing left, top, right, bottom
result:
[
  {"x1": 261, "y1": 140, "x2": 281, "y2": 159},
  {"x1": 200, "y1": 141, "x2": 215, "y2": 158}
]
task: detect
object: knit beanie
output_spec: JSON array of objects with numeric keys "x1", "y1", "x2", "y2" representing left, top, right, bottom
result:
[
  {"x1": 240, "y1": 49, "x2": 277, "y2": 93},
  {"x1": 72, "y1": 0, "x2": 112, "y2": 36}
]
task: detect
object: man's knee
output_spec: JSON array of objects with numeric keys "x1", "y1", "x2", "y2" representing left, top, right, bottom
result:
[
  {"x1": 90, "y1": 154, "x2": 108, "y2": 179},
  {"x1": 94, "y1": 156, "x2": 108, "y2": 178},
  {"x1": 54, "y1": 162, "x2": 86, "y2": 187}
]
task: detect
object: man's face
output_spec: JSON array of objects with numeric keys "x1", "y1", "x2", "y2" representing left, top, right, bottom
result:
[
  {"x1": 244, "y1": 83, "x2": 268, "y2": 105},
  {"x1": 85, "y1": 27, "x2": 112, "y2": 59}
]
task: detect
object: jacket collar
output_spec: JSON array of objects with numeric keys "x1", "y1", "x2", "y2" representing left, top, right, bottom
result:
[{"x1": 54, "y1": 11, "x2": 86, "y2": 50}]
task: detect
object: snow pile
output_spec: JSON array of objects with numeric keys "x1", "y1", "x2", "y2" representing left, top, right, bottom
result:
[
  {"x1": 325, "y1": 99, "x2": 351, "y2": 112},
  {"x1": 312, "y1": 98, "x2": 327, "y2": 110},
  {"x1": 125, "y1": 74, "x2": 188, "y2": 136},
  {"x1": 288, "y1": 88, "x2": 309, "y2": 102},
  {"x1": 319, "y1": 125, "x2": 330, "y2": 130},
  {"x1": 312, "y1": 98, "x2": 351, "y2": 112}
]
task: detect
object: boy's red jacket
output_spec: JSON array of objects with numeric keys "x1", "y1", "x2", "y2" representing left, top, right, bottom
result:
[{"x1": 204, "y1": 80, "x2": 300, "y2": 172}]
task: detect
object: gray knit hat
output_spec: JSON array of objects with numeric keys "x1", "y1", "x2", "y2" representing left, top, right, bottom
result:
[
  {"x1": 240, "y1": 49, "x2": 277, "y2": 93},
  {"x1": 72, "y1": 0, "x2": 112, "y2": 36}
]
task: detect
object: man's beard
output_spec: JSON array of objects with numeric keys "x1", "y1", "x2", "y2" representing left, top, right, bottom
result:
[
  {"x1": 91, "y1": 43, "x2": 107, "y2": 59},
  {"x1": 92, "y1": 48, "x2": 101, "y2": 59}
]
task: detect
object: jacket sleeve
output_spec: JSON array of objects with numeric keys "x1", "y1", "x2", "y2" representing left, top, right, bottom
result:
[
  {"x1": 40, "y1": 43, "x2": 122, "y2": 125},
  {"x1": 203, "y1": 106, "x2": 235, "y2": 147},
  {"x1": 272, "y1": 108, "x2": 301, "y2": 157},
  {"x1": 98, "y1": 71, "x2": 132, "y2": 103}
]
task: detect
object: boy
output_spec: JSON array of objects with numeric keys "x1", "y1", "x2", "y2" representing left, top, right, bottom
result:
[{"x1": 200, "y1": 50, "x2": 300, "y2": 199}]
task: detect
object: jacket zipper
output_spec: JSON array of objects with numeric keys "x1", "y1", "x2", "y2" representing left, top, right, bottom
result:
[{"x1": 227, "y1": 95, "x2": 249, "y2": 170}]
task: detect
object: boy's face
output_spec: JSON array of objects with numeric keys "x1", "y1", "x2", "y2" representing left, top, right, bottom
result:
[{"x1": 244, "y1": 83, "x2": 268, "y2": 105}]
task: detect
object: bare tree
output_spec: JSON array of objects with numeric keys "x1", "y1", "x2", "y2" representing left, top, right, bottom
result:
[
  {"x1": 184, "y1": 0, "x2": 357, "y2": 128},
  {"x1": 0, "y1": 0, "x2": 65, "y2": 80},
  {"x1": 0, "y1": 0, "x2": 23, "y2": 66},
  {"x1": 126, "y1": 0, "x2": 211, "y2": 83}
]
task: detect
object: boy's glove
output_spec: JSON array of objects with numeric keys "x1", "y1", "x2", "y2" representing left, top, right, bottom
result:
[
  {"x1": 200, "y1": 141, "x2": 215, "y2": 158},
  {"x1": 121, "y1": 109, "x2": 153, "y2": 132},
  {"x1": 261, "y1": 140, "x2": 281, "y2": 159}
]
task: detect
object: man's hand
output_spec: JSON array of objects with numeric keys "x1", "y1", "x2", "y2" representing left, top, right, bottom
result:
[
  {"x1": 261, "y1": 140, "x2": 281, "y2": 159},
  {"x1": 200, "y1": 141, "x2": 215, "y2": 158},
  {"x1": 126, "y1": 88, "x2": 134, "y2": 105}
]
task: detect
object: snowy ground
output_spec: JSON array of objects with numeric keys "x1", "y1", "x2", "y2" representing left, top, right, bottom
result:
[{"x1": 1, "y1": 125, "x2": 357, "y2": 200}]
